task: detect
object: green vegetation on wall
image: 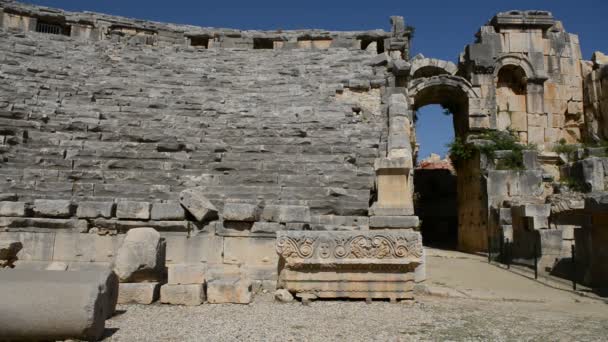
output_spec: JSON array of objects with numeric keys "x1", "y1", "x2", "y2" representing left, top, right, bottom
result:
[{"x1": 447, "y1": 130, "x2": 536, "y2": 170}]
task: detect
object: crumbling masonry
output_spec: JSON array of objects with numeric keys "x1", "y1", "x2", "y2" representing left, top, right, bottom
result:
[{"x1": 0, "y1": 0, "x2": 607, "y2": 306}]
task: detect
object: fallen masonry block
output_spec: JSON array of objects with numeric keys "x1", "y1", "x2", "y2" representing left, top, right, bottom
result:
[
  {"x1": 117, "y1": 282, "x2": 160, "y2": 304},
  {"x1": 179, "y1": 188, "x2": 218, "y2": 222},
  {"x1": 276, "y1": 230, "x2": 423, "y2": 300},
  {"x1": 0, "y1": 202, "x2": 26, "y2": 217},
  {"x1": 33, "y1": 199, "x2": 72, "y2": 218},
  {"x1": 0, "y1": 240, "x2": 23, "y2": 268},
  {"x1": 0, "y1": 269, "x2": 119, "y2": 341},
  {"x1": 207, "y1": 277, "x2": 253, "y2": 304},
  {"x1": 222, "y1": 202, "x2": 260, "y2": 222},
  {"x1": 168, "y1": 263, "x2": 206, "y2": 285},
  {"x1": 113, "y1": 228, "x2": 166, "y2": 282},
  {"x1": 116, "y1": 201, "x2": 151, "y2": 220},
  {"x1": 160, "y1": 284, "x2": 205, "y2": 306}
]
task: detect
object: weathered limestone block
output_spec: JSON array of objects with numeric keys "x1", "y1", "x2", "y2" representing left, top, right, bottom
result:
[
  {"x1": 369, "y1": 216, "x2": 419, "y2": 229},
  {"x1": 92, "y1": 218, "x2": 190, "y2": 233},
  {"x1": 164, "y1": 234, "x2": 223, "y2": 264},
  {"x1": 373, "y1": 157, "x2": 415, "y2": 215},
  {"x1": 251, "y1": 222, "x2": 283, "y2": 233},
  {"x1": 207, "y1": 277, "x2": 253, "y2": 304},
  {"x1": 116, "y1": 201, "x2": 151, "y2": 220},
  {"x1": 276, "y1": 230, "x2": 423, "y2": 300},
  {"x1": 117, "y1": 282, "x2": 160, "y2": 304},
  {"x1": 179, "y1": 188, "x2": 218, "y2": 222},
  {"x1": 0, "y1": 240, "x2": 22, "y2": 268},
  {"x1": 261, "y1": 205, "x2": 311, "y2": 223},
  {"x1": 222, "y1": 202, "x2": 260, "y2": 222},
  {"x1": 33, "y1": 200, "x2": 72, "y2": 218},
  {"x1": 0, "y1": 269, "x2": 117, "y2": 341},
  {"x1": 113, "y1": 228, "x2": 166, "y2": 282},
  {"x1": 223, "y1": 237, "x2": 278, "y2": 269},
  {"x1": 0, "y1": 217, "x2": 88, "y2": 232},
  {"x1": 76, "y1": 202, "x2": 114, "y2": 219},
  {"x1": 0, "y1": 202, "x2": 25, "y2": 217},
  {"x1": 160, "y1": 284, "x2": 205, "y2": 306},
  {"x1": 167, "y1": 263, "x2": 206, "y2": 285},
  {"x1": 151, "y1": 202, "x2": 186, "y2": 221}
]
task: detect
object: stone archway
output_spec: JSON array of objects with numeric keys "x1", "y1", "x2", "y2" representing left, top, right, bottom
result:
[
  {"x1": 493, "y1": 53, "x2": 547, "y2": 142},
  {"x1": 410, "y1": 57, "x2": 458, "y2": 79},
  {"x1": 408, "y1": 75, "x2": 482, "y2": 137},
  {"x1": 407, "y1": 75, "x2": 482, "y2": 249}
]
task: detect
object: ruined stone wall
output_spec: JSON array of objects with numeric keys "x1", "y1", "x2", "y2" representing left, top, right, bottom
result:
[
  {"x1": 583, "y1": 52, "x2": 608, "y2": 142},
  {"x1": 0, "y1": 1, "x2": 397, "y2": 280},
  {"x1": 463, "y1": 11, "x2": 585, "y2": 149}
]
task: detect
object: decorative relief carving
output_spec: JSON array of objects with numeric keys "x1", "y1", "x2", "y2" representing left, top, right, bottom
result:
[{"x1": 276, "y1": 230, "x2": 423, "y2": 262}]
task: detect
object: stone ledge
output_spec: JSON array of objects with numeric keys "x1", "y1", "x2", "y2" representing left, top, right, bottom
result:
[{"x1": 369, "y1": 216, "x2": 419, "y2": 229}]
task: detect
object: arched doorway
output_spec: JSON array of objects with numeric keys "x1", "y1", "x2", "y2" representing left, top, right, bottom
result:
[{"x1": 408, "y1": 75, "x2": 480, "y2": 250}]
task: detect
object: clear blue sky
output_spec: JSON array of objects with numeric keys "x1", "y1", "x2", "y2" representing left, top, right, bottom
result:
[{"x1": 26, "y1": 0, "x2": 607, "y2": 159}]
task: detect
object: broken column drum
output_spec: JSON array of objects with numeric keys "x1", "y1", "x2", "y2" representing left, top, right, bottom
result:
[
  {"x1": 276, "y1": 230, "x2": 423, "y2": 300},
  {"x1": 0, "y1": 269, "x2": 118, "y2": 341}
]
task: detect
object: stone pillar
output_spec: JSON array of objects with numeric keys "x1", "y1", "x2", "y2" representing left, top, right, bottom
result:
[
  {"x1": 370, "y1": 92, "x2": 418, "y2": 229},
  {"x1": 372, "y1": 158, "x2": 414, "y2": 215}
]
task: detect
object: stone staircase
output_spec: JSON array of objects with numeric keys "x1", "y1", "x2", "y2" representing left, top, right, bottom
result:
[{"x1": 0, "y1": 28, "x2": 387, "y2": 217}]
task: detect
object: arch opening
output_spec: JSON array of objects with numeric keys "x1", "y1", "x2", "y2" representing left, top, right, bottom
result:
[
  {"x1": 414, "y1": 104, "x2": 458, "y2": 249},
  {"x1": 411, "y1": 82, "x2": 472, "y2": 250}
]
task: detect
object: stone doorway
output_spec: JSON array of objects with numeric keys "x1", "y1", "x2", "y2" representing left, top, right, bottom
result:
[
  {"x1": 407, "y1": 73, "x2": 479, "y2": 250},
  {"x1": 413, "y1": 105, "x2": 458, "y2": 249}
]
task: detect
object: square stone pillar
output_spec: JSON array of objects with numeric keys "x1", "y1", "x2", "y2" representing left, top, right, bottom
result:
[{"x1": 370, "y1": 157, "x2": 418, "y2": 229}]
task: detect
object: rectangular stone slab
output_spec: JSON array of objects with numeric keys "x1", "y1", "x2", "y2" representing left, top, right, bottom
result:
[{"x1": 276, "y1": 230, "x2": 423, "y2": 300}]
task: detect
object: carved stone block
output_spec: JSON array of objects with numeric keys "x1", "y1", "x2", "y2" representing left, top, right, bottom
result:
[{"x1": 276, "y1": 230, "x2": 423, "y2": 300}]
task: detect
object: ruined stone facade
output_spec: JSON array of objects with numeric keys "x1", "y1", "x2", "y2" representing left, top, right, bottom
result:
[{"x1": 0, "y1": 1, "x2": 607, "y2": 298}]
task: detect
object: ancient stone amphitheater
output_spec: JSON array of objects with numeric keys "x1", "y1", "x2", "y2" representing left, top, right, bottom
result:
[{"x1": 0, "y1": 1, "x2": 607, "y2": 339}]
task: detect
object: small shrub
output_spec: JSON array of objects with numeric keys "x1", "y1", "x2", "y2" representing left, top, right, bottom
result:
[
  {"x1": 447, "y1": 130, "x2": 536, "y2": 170},
  {"x1": 447, "y1": 137, "x2": 475, "y2": 164},
  {"x1": 553, "y1": 138, "x2": 579, "y2": 160},
  {"x1": 561, "y1": 176, "x2": 587, "y2": 192}
]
